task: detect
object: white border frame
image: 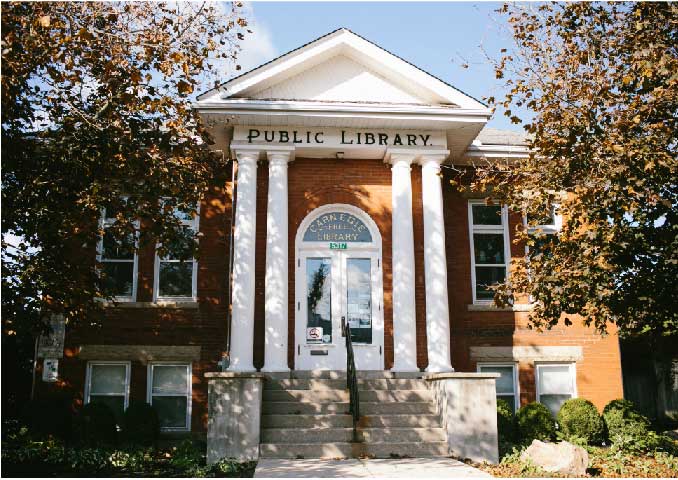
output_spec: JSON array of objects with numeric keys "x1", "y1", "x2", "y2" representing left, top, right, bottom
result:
[
  {"x1": 98, "y1": 207, "x2": 139, "y2": 303},
  {"x1": 294, "y1": 204, "x2": 384, "y2": 371},
  {"x1": 467, "y1": 200, "x2": 511, "y2": 304},
  {"x1": 146, "y1": 362, "x2": 193, "y2": 432},
  {"x1": 84, "y1": 361, "x2": 131, "y2": 411},
  {"x1": 535, "y1": 362, "x2": 578, "y2": 407},
  {"x1": 153, "y1": 203, "x2": 201, "y2": 302},
  {"x1": 477, "y1": 362, "x2": 520, "y2": 412}
]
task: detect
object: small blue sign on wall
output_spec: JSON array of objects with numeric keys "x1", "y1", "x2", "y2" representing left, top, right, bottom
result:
[{"x1": 303, "y1": 212, "x2": 372, "y2": 243}]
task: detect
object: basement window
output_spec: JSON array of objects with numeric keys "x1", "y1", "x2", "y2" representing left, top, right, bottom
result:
[
  {"x1": 85, "y1": 362, "x2": 131, "y2": 424},
  {"x1": 147, "y1": 363, "x2": 192, "y2": 431},
  {"x1": 536, "y1": 363, "x2": 577, "y2": 417},
  {"x1": 468, "y1": 200, "x2": 510, "y2": 303},
  {"x1": 154, "y1": 204, "x2": 199, "y2": 301}
]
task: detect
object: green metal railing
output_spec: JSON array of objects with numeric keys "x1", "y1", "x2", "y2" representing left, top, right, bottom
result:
[{"x1": 342, "y1": 317, "x2": 360, "y2": 442}]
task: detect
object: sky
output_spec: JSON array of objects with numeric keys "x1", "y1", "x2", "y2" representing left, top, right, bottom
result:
[{"x1": 233, "y1": 1, "x2": 526, "y2": 131}]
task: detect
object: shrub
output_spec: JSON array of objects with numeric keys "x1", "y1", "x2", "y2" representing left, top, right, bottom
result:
[
  {"x1": 121, "y1": 402, "x2": 160, "y2": 446},
  {"x1": 516, "y1": 402, "x2": 556, "y2": 443},
  {"x1": 601, "y1": 398, "x2": 670, "y2": 453},
  {"x1": 19, "y1": 391, "x2": 75, "y2": 440},
  {"x1": 72, "y1": 402, "x2": 117, "y2": 447},
  {"x1": 497, "y1": 398, "x2": 516, "y2": 453},
  {"x1": 557, "y1": 398, "x2": 605, "y2": 444}
]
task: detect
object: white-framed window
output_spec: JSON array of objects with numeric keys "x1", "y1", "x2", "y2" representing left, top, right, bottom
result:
[
  {"x1": 154, "y1": 204, "x2": 200, "y2": 301},
  {"x1": 524, "y1": 204, "x2": 562, "y2": 255},
  {"x1": 98, "y1": 204, "x2": 139, "y2": 301},
  {"x1": 147, "y1": 363, "x2": 192, "y2": 431},
  {"x1": 85, "y1": 361, "x2": 131, "y2": 423},
  {"x1": 478, "y1": 363, "x2": 520, "y2": 412},
  {"x1": 468, "y1": 200, "x2": 511, "y2": 303},
  {"x1": 536, "y1": 362, "x2": 577, "y2": 417}
]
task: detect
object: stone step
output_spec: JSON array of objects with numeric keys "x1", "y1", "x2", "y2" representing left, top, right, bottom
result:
[
  {"x1": 360, "y1": 428, "x2": 447, "y2": 443},
  {"x1": 262, "y1": 427, "x2": 354, "y2": 443},
  {"x1": 259, "y1": 441, "x2": 449, "y2": 459},
  {"x1": 266, "y1": 370, "x2": 423, "y2": 380},
  {"x1": 263, "y1": 389, "x2": 433, "y2": 403},
  {"x1": 262, "y1": 414, "x2": 441, "y2": 429},
  {"x1": 262, "y1": 414, "x2": 354, "y2": 428},
  {"x1": 262, "y1": 401, "x2": 436, "y2": 415},
  {"x1": 264, "y1": 378, "x2": 430, "y2": 391},
  {"x1": 261, "y1": 427, "x2": 447, "y2": 444}
]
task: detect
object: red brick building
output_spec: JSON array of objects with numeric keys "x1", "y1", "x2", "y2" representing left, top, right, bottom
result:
[{"x1": 49, "y1": 29, "x2": 623, "y2": 443}]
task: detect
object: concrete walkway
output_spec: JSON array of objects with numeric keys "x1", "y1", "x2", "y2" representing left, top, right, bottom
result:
[{"x1": 254, "y1": 458, "x2": 492, "y2": 478}]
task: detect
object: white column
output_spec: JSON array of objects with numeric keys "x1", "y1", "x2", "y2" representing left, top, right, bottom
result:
[
  {"x1": 389, "y1": 153, "x2": 419, "y2": 372},
  {"x1": 421, "y1": 155, "x2": 453, "y2": 372},
  {"x1": 229, "y1": 150, "x2": 259, "y2": 372},
  {"x1": 262, "y1": 150, "x2": 291, "y2": 372}
]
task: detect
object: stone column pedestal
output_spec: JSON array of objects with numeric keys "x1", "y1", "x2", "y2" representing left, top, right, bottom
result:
[
  {"x1": 206, "y1": 372, "x2": 265, "y2": 464},
  {"x1": 425, "y1": 372, "x2": 500, "y2": 464}
]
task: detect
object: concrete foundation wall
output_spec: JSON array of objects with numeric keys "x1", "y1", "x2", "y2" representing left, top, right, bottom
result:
[
  {"x1": 206, "y1": 373, "x2": 264, "y2": 464},
  {"x1": 426, "y1": 372, "x2": 499, "y2": 464}
]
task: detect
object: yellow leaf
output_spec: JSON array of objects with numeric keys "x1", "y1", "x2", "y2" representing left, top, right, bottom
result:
[
  {"x1": 39, "y1": 15, "x2": 50, "y2": 27},
  {"x1": 177, "y1": 80, "x2": 193, "y2": 95}
]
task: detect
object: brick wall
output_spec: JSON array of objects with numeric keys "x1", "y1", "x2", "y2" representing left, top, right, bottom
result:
[{"x1": 50, "y1": 157, "x2": 624, "y2": 432}]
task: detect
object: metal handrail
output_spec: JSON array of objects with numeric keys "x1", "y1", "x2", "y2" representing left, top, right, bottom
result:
[{"x1": 342, "y1": 317, "x2": 360, "y2": 442}]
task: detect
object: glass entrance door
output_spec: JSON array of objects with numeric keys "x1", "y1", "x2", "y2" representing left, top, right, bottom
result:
[{"x1": 297, "y1": 251, "x2": 382, "y2": 370}]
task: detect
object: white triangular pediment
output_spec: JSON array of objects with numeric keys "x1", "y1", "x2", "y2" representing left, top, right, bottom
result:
[
  {"x1": 197, "y1": 28, "x2": 487, "y2": 110},
  {"x1": 250, "y1": 54, "x2": 426, "y2": 104}
]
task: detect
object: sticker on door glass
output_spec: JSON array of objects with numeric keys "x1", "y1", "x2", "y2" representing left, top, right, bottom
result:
[{"x1": 306, "y1": 327, "x2": 323, "y2": 343}]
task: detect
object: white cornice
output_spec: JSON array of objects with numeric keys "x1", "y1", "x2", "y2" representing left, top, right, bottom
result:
[
  {"x1": 465, "y1": 144, "x2": 530, "y2": 159},
  {"x1": 194, "y1": 99, "x2": 491, "y2": 124}
]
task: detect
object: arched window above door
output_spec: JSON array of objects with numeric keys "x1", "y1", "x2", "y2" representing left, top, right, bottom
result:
[{"x1": 302, "y1": 211, "x2": 372, "y2": 243}]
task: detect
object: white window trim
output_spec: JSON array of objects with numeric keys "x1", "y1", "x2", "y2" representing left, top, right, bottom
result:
[
  {"x1": 146, "y1": 362, "x2": 192, "y2": 432},
  {"x1": 84, "y1": 361, "x2": 131, "y2": 410},
  {"x1": 153, "y1": 204, "x2": 200, "y2": 302},
  {"x1": 535, "y1": 362, "x2": 578, "y2": 405},
  {"x1": 468, "y1": 200, "x2": 511, "y2": 304},
  {"x1": 523, "y1": 204, "x2": 562, "y2": 251},
  {"x1": 478, "y1": 362, "x2": 520, "y2": 412},
  {"x1": 97, "y1": 208, "x2": 139, "y2": 302}
]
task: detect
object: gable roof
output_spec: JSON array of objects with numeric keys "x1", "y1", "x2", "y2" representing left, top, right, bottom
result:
[{"x1": 196, "y1": 28, "x2": 487, "y2": 110}]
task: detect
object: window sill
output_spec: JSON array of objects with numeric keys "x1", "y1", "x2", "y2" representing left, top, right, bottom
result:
[
  {"x1": 102, "y1": 301, "x2": 199, "y2": 309},
  {"x1": 467, "y1": 303, "x2": 533, "y2": 312}
]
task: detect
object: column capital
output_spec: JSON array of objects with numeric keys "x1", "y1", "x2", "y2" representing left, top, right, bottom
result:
[
  {"x1": 419, "y1": 151, "x2": 450, "y2": 169},
  {"x1": 233, "y1": 149, "x2": 260, "y2": 165},
  {"x1": 265, "y1": 148, "x2": 294, "y2": 166},
  {"x1": 385, "y1": 149, "x2": 417, "y2": 167}
]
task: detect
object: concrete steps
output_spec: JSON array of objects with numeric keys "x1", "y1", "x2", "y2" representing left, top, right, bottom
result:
[
  {"x1": 260, "y1": 374, "x2": 448, "y2": 459},
  {"x1": 259, "y1": 442, "x2": 450, "y2": 459}
]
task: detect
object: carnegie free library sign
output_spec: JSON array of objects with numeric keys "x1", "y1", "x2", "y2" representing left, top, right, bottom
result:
[
  {"x1": 303, "y1": 212, "x2": 372, "y2": 243},
  {"x1": 234, "y1": 126, "x2": 445, "y2": 148}
]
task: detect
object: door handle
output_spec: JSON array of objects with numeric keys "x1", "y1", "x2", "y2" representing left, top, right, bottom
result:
[
  {"x1": 341, "y1": 316, "x2": 346, "y2": 337},
  {"x1": 298, "y1": 344, "x2": 300, "y2": 355}
]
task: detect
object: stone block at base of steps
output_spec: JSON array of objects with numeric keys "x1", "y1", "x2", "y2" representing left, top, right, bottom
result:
[{"x1": 259, "y1": 441, "x2": 450, "y2": 459}]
